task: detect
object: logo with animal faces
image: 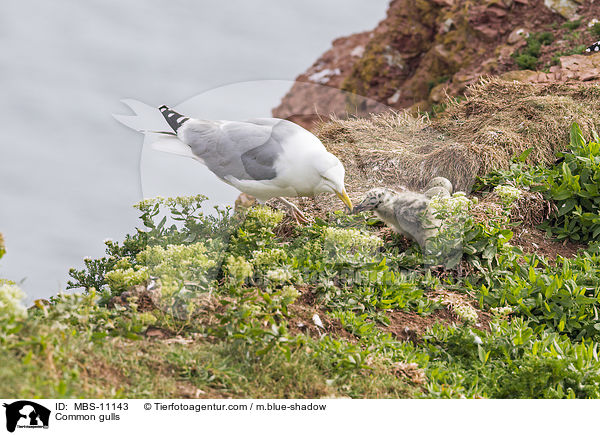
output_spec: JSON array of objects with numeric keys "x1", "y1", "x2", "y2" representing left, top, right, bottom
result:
[{"x1": 3, "y1": 401, "x2": 50, "y2": 433}]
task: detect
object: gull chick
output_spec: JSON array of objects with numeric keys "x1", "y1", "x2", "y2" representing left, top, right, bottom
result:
[
  {"x1": 423, "y1": 186, "x2": 451, "y2": 199},
  {"x1": 114, "y1": 101, "x2": 353, "y2": 222},
  {"x1": 352, "y1": 188, "x2": 440, "y2": 247}
]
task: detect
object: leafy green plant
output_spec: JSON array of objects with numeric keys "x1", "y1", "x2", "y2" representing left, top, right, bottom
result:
[
  {"x1": 227, "y1": 206, "x2": 284, "y2": 257},
  {"x1": 426, "y1": 193, "x2": 476, "y2": 269},
  {"x1": 104, "y1": 265, "x2": 149, "y2": 295},
  {"x1": 514, "y1": 54, "x2": 539, "y2": 70},
  {"x1": 0, "y1": 283, "x2": 28, "y2": 340},
  {"x1": 426, "y1": 75, "x2": 450, "y2": 92},
  {"x1": 211, "y1": 283, "x2": 304, "y2": 360},
  {"x1": 513, "y1": 32, "x2": 554, "y2": 70},
  {"x1": 561, "y1": 19, "x2": 581, "y2": 31},
  {"x1": 138, "y1": 242, "x2": 219, "y2": 294},
  {"x1": 473, "y1": 148, "x2": 546, "y2": 192},
  {"x1": 134, "y1": 195, "x2": 237, "y2": 246},
  {"x1": 68, "y1": 195, "x2": 238, "y2": 294},
  {"x1": 477, "y1": 124, "x2": 600, "y2": 242},
  {"x1": 423, "y1": 318, "x2": 600, "y2": 398},
  {"x1": 537, "y1": 31, "x2": 554, "y2": 45},
  {"x1": 479, "y1": 251, "x2": 600, "y2": 339},
  {"x1": 543, "y1": 123, "x2": 600, "y2": 241}
]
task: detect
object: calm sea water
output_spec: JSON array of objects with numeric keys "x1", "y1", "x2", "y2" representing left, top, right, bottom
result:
[{"x1": 0, "y1": 0, "x2": 388, "y2": 301}]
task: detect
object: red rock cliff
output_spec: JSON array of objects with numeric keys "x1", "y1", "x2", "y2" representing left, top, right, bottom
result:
[{"x1": 274, "y1": 0, "x2": 600, "y2": 127}]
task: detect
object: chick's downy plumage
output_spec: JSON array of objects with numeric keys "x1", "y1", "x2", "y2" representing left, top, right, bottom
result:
[{"x1": 352, "y1": 188, "x2": 440, "y2": 247}]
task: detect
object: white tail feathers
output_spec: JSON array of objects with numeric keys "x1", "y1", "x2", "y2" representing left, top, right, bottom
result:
[
  {"x1": 113, "y1": 99, "x2": 173, "y2": 134},
  {"x1": 151, "y1": 136, "x2": 200, "y2": 160},
  {"x1": 113, "y1": 99, "x2": 204, "y2": 162}
]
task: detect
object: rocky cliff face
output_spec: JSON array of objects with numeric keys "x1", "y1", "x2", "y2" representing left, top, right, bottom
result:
[{"x1": 274, "y1": 0, "x2": 600, "y2": 126}]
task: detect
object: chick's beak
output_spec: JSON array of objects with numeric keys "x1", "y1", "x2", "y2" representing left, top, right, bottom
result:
[
  {"x1": 335, "y1": 189, "x2": 353, "y2": 212},
  {"x1": 351, "y1": 202, "x2": 367, "y2": 214}
]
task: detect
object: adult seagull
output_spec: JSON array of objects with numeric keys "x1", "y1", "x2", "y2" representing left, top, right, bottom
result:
[{"x1": 114, "y1": 100, "x2": 353, "y2": 222}]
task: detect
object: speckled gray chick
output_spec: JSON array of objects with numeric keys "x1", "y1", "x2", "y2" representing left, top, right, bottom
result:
[
  {"x1": 352, "y1": 188, "x2": 440, "y2": 247},
  {"x1": 423, "y1": 186, "x2": 451, "y2": 199}
]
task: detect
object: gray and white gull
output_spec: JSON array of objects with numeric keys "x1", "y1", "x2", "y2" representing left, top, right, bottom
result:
[{"x1": 114, "y1": 100, "x2": 353, "y2": 221}]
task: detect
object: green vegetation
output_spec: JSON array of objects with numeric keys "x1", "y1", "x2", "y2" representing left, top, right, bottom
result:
[
  {"x1": 426, "y1": 75, "x2": 450, "y2": 92},
  {"x1": 478, "y1": 124, "x2": 600, "y2": 242},
  {"x1": 513, "y1": 32, "x2": 555, "y2": 70},
  {"x1": 561, "y1": 20, "x2": 581, "y2": 31},
  {"x1": 2, "y1": 123, "x2": 600, "y2": 398}
]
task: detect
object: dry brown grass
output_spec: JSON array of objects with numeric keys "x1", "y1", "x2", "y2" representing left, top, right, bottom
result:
[
  {"x1": 317, "y1": 111, "x2": 481, "y2": 194},
  {"x1": 472, "y1": 190, "x2": 556, "y2": 229},
  {"x1": 434, "y1": 77, "x2": 600, "y2": 176},
  {"x1": 509, "y1": 191, "x2": 557, "y2": 227},
  {"x1": 292, "y1": 77, "x2": 600, "y2": 217},
  {"x1": 301, "y1": 111, "x2": 481, "y2": 215}
]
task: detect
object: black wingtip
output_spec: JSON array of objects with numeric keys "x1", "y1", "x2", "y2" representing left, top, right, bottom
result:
[
  {"x1": 159, "y1": 105, "x2": 189, "y2": 132},
  {"x1": 585, "y1": 41, "x2": 600, "y2": 54}
]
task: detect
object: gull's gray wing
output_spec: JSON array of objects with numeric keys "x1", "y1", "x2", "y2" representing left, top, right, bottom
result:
[{"x1": 179, "y1": 118, "x2": 300, "y2": 181}]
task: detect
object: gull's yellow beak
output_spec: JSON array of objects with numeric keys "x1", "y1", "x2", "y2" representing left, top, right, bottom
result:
[{"x1": 335, "y1": 189, "x2": 353, "y2": 212}]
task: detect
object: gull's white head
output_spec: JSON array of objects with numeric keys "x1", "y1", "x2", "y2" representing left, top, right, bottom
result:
[{"x1": 313, "y1": 152, "x2": 353, "y2": 211}]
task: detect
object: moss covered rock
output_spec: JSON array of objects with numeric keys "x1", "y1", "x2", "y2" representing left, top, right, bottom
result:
[{"x1": 274, "y1": 0, "x2": 598, "y2": 125}]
